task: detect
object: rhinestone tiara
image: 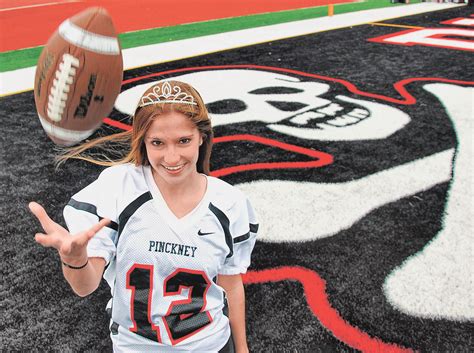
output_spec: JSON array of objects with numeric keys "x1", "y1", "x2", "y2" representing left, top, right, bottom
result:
[{"x1": 139, "y1": 81, "x2": 197, "y2": 107}]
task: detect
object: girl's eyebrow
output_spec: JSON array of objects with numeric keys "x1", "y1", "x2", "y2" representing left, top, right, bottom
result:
[{"x1": 146, "y1": 134, "x2": 194, "y2": 140}]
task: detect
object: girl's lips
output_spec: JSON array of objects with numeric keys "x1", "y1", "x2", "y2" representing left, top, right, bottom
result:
[{"x1": 162, "y1": 164, "x2": 185, "y2": 174}]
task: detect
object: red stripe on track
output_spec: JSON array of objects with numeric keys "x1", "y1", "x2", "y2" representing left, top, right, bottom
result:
[
  {"x1": 1, "y1": 0, "x2": 355, "y2": 52},
  {"x1": 243, "y1": 267, "x2": 415, "y2": 353}
]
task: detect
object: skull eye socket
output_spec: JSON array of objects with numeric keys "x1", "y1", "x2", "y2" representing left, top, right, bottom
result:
[
  {"x1": 206, "y1": 99, "x2": 247, "y2": 114},
  {"x1": 267, "y1": 101, "x2": 308, "y2": 112},
  {"x1": 249, "y1": 87, "x2": 304, "y2": 94}
]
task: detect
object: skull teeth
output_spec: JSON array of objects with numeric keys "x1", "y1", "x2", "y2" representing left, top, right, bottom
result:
[
  {"x1": 316, "y1": 103, "x2": 344, "y2": 116},
  {"x1": 289, "y1": 106, "x2": 369, "y2": 128},
  {"x1": 348, "y1": 108, "x2": 369, "y2": 119},
  {"x1": 290, "y1": 111, "x2": 325, "y2": 125}
]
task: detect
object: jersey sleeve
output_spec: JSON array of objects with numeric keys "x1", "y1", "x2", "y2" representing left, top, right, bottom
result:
[
  {"x1": 220, "y1": 196, "x2": 258, "y2": 275},
  {"x1": 63, "y1": 167, "x2": 119, "y2": 265}
]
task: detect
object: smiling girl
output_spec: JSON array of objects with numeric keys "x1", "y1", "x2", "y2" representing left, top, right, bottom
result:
[{"x1": 29, "y1": 80, "x2": 258, "y2": 353}]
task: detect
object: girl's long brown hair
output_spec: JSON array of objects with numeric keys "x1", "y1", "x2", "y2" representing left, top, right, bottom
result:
[{"x1": 56, "y1": 80, "x2": 214, "y2": 175}]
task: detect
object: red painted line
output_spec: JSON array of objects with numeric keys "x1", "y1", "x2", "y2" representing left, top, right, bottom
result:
[
  {"x1": 210, "y1": 134, "x2": 333, "y2": 177},
  {"x1": 243, "y1": 267, "x2": 415, "y2": 353},
  {"x1": 214, "y1": 134, "x2": 327, "y2": 158},
  {"x1": 121, "y1": 65, "x2": 474, "y2": 106},
  {"x1": 1, "y1": 0, "x2": 355, "y2": 52},
  {"x1": 103, "y1": 117, "x2": 131, "y2": 131}
]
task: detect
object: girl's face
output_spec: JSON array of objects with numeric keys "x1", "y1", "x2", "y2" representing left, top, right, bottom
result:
[{"x1": 144, "y1": 110, "x2": 203, "y2": 187}]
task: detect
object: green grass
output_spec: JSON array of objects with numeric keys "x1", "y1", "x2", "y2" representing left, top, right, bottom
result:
[{"x1": 0, "y1": 0, "x2": 423, "y2": 72}]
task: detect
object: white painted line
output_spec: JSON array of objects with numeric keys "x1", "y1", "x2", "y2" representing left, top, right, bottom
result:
[
  {"x1": 0, "y1": 3, "x2": 463, "y2": 96},
  {"x1": 0, "y1": 1, "x2": 80, "y2": 12},
  {"x1": 0, "y1": 66, "x2": 36, "y2": 96},
  {"x1": 122, "y1": 3, "x2": 463, "y2": 69}
]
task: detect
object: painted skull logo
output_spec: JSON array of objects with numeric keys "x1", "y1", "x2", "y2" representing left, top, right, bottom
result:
[
  {"x1": 116, "y1": 69, "x2": 410, "y2": 141},
  {"x1": 114, "y1": 68, "x2": 473, "y2": 338}
]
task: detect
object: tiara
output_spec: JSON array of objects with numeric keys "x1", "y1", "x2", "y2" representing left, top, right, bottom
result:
[{"x1": 139, "y1": 81, "x2": 197, "y2": 107}]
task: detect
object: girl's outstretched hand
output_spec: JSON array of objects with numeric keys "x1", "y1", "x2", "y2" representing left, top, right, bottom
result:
[{"x1": 29, "y1": 202, "x2": 110, "y2": 265}]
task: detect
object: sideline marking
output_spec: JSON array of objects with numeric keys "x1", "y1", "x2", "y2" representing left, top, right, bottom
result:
[
  {"x1": 0, "y1": 88, "x2": 32, "y2": 98},
  {"x1": 0, "y1": 1, "x2": 80, "y2": 12},
  {"x1": 369, "y1": 22, "x2": 424, "y2": 29}
]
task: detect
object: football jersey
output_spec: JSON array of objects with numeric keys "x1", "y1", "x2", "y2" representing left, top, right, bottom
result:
[{"x1": 63, "y1": 163, "x2": 258, "y2": 352}]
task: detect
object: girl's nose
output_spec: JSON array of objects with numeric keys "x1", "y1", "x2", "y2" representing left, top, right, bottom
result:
[{"x1": 164, "y1": 147, "x2": 180, "y2": 165}]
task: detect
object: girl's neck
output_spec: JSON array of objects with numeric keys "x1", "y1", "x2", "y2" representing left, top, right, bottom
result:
[
  {"x1": 151, "y1": 169, "x2": 208, "y2": 219},
  {"x1": 152, "y1": 169, "x2": 204, "y2": 197}
]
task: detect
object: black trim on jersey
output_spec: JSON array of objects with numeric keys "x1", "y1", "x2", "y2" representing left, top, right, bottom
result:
[
  {"x1": 67, "y1": 198, "x2": 119, "y2": 231},
  {"x1": 209, "y1": 203, "x2": 233, "y2": 258},
  {"x1": 234, "y1": 232, "x2": 250, "y2": 244},
  {"x1": 250, "y1": 223, "x2": 259, "y2": 233},
  {"x1": 105, "y1": 307, "x2": 119, "y2": 334},
  {"x1": 117, "y1": 192, "x2": 153, "y2": 240},
  {"x1": 110, "y1": 321, "x2": 119, "y2": 335},
  {"x1": 233, "y1": 222, "x2": 259, "y2": 244}
]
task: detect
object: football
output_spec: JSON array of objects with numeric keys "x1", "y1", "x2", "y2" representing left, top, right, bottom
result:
[{"x1": 34, "y1": 6, "x2": 123, "y2": 146}]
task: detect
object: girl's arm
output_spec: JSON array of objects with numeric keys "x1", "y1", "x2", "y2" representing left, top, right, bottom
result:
[
  {"x1": 29, "y1": 202, "x2": 109, "y2": 297},
  {"x1": 218, "y1": 274, "x2": 249, "y2": 353},
  {"x1": 60, "y1": 257, "x2": 106, "y2": 297}
]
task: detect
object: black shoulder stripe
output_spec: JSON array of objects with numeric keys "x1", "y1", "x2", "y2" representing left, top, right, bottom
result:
[
  {"x1": 250, "y1": 223, "x2": 259, "y2": 233},
  {"x1": 117, "y1": 191, "x2": 153, "y2": 240},
  {"x1": 234, "y1": 232, "x2": 250, "y2": 244},
  {"x1": 67, "y1": 198, "x2": 119, "y2": 231},
  {"x1": 209, "y1": 203, "x2": 233, "y2": 258},
  {"x1": 234, "y1": 223, "x2": 258, "y2": 244}
]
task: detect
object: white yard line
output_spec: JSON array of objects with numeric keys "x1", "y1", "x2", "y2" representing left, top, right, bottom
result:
[{"x1": 0, "y1": 3, "x2": 463, "y2": 97}]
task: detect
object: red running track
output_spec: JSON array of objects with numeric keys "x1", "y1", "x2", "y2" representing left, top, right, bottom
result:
[{"x1": 0, "y1": 0, "x2": 351, "y2": 52}]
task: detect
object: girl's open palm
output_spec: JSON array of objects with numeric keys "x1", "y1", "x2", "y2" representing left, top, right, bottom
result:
[{"x1": 29, "y1": 202, "x2": 110, "y2": 264}]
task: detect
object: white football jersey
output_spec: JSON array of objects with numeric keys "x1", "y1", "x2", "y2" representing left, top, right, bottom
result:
[{"x1": 63, "y1": 164, "x2": 258, "y2": 352}]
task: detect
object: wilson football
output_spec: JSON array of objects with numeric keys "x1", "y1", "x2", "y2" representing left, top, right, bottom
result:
[{"x1": 34, "y1": 7, "x2": 123, "y2": 146}]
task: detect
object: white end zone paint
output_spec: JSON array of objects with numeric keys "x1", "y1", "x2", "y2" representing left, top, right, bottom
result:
[
  {"x1": 448, "y1": 18, "x2": 474, "y2": 26},
  {"x1": 375, "y1": 28, "x2": 474, "y2": 51},
  {"x1": 236, "y1": 148, "x2": 454, "y2": 243},
  {"x1": 384, "y1": 84, "x2": 473, "y2": 321},
  {"x1": 0, "y1": 3, "x2": 463, "y2": 96}
]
